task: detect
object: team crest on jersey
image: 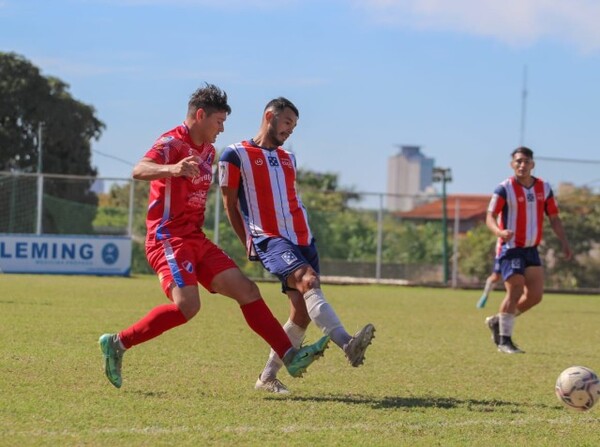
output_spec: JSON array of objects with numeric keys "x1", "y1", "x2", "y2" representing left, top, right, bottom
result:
[
  {"x1": 526, "y1": 193, "x2": 535, "y2": 202},
  {"x1": 280, "y1": 158, "x2": 292, "y2": 168},
  {"x1": 268, "y1": 156, "x2": 279, "y2": 167},
  {"x1": 182, "y1": 260, "x2": 194, "y2": 273},
  {"x1": 281, "y1": 250, "x2": 298, "y2": 265},
  {"x1": 255, "y1": 158, "x2": 264, "y2": 166}
]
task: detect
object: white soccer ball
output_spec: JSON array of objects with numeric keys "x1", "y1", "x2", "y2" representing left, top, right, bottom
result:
[{"x1": 555, "y1": 366, "x2": 600, "y2": 411}]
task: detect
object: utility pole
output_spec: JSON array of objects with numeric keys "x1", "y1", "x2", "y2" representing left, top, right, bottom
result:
[
  {"x1": 520, "y1": 65, "x2": 528, "y2": 146},
  {"x1": 36, "y1": 122, "x2": 44, "y2": 235},
  {"x1": 433, "y1": 167, "x2": 452, "y2": 284}
]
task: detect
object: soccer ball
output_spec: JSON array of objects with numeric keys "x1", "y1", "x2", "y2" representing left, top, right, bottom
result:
[{"x1": 555, "y1": 366, "x2": 600, "y2": 411}]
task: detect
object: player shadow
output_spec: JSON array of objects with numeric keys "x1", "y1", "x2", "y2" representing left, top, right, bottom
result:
[{"x1": 276, "y1": 394, "x2": 543, "y2": 412}]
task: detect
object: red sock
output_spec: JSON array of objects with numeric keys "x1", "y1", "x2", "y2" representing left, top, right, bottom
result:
[
  {"x1": 240, "y1": 299, "x2": 292, "y2": 359},
  {"x1": 118, "y1": 303, "x2": 188, "y2": 349}
]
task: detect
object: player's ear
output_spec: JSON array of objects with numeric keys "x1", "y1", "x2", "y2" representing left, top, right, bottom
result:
[{"x1": 195, "y1": 108, "x2": 206, "y2": 121}]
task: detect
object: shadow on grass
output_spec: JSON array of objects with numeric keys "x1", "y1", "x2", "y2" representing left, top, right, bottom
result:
[{"x1": 274, "y1": 394, "x2": 547, "y2": 413}]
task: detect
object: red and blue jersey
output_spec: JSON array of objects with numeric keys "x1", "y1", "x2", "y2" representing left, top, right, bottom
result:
[
  {"x1": 218, "y1": 139, "x2": 312, "y2": 246},
  {"x1": 143, "y1": 124, "x2": 215, "y2": 243},
  {"x1": 488, "y1": 176, "x2": 559, "y2": 249}
]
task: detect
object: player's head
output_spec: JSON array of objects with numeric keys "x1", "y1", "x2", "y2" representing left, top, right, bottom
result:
[
  {"x1": 264, "y1": 97, "x2": 299, "y2": 119},
  {"x1": 263, "y1": 97, "x2": 299, "y2": 147},
  {"x1": 187, "y1": 83, "x2": 231, "y2": 144},
  {"x1": 511, "y1": 146, "x2": 534, "y2": 159},
  {"x1": 187, "y1": 83, "x2": 231, "y2": 118},
  {"x1": 510, "y1": 146, "x2": 535, "y2": 177}
]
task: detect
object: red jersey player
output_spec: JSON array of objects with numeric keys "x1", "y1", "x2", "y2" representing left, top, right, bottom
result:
[
  {"x1": 219, "y1": 97, "x2": 375, "y2": 394},
  {"x1": 98, "y1": 84, "x2": 329, "y2": 388},
  {"x1": 484, "y1": 146, "x2": 572, "y2": 354}
]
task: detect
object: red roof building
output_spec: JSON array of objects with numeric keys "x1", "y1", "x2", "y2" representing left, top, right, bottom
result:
[{"x1": 396, "y1": 194, "x2": 490, "y2": 233}]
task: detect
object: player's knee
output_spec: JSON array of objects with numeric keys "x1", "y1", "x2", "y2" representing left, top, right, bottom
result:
[
  {"x1": 301, "y1": 270, "x2": 320, "y2": 291},
  {"x1": 177, "y1": 301, "x2": 200, "y2": 320},
  {"x1": 235, "y1": 278, "x2": 262, "y2": 304}
]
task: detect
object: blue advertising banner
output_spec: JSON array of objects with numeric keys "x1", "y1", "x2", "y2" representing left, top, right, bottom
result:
[{"x1": 0, "y1": 234, "x2": 131, "y2": 276}]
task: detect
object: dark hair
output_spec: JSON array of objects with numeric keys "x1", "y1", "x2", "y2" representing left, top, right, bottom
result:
[
  {"x1": 511, "y1": 146, "x2": 534, "y2": 159},
  {"x1": 264, "y1": 97, "x2": 299, "y2": 118},
  {"x1": 188, "y1": 83, "x2": 231, "y2": 117}
]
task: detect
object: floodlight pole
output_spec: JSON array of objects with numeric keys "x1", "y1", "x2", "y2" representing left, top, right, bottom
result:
[{"x1": 433, "y1": 167, "x2": 452, "y2": 284}]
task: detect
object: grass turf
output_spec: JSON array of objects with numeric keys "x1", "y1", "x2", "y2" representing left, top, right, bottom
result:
[{"x1": 1, "y1": 274, "x2": 599, "y2": 446}]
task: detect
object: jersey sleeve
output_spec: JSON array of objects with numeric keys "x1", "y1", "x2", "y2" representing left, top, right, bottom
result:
[
  {"x1": 144, "y1": 136, "x2": 178, "y2": 164},
  {"x1": 218, "y1": 145, "x2": 241, "y2": 188},
  {"x1": 488, "y1": 184, "x2": 507, "y2": 215},
  {"x1": 545, "y1": 187, "x2": 559, "y2": 216}
]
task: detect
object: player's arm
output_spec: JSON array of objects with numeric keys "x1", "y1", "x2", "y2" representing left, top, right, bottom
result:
[
  {"x1": 132, "y1": 156, "x2": 199, "y2": 181},
  {"x1": 486, "y1": 211, "x2": 513, "y2": 242},
  {"x1": 220, "y1": 186, "x2": 247, "y2": 247},
  {"x1": 548, "y1": 214, "x2": 573, "y2": 260}
]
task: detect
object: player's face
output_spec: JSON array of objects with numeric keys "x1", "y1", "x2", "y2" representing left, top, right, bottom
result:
[
  {"x1": 511, "y1": 154, "x2": 534, "y2": 178},
  {"x1": 268, "y1": 107, "x2": 298, "y2": 147},
  {"x1": 197, "y1": 110, "x2": 227, "y2": 144}
]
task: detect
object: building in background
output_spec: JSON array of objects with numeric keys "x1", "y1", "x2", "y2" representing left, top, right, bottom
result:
[{"x1": 386, "y1": 145, "x2": 435, "y2": 211}]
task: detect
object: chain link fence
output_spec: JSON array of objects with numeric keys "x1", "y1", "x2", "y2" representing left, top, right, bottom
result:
[{"x1": 2, "y1": 171, "x2": 599, "y2": 290}]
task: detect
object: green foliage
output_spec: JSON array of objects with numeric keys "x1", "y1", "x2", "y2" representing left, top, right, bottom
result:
[
  {"x1": 542, "y1": 186, "x2": 600, "y2": 289},
  {"x1": 0, "y1": 52, "x2": 104, "y2": 174},
  {"x1": 458, "y1": 223, "x2": 496, "y2": 280},
  {"x1": 0, "y1": 52, "x2": 105, "y2": 233},
  {"x1": 296, "y1": 169, "x2": 444, "y2": 265},
  {"x1": 2, "y1": 274, "x2": 600, "y2": 446}
]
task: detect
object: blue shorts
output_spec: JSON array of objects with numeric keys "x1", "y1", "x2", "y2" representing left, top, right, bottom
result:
[
  {"x1": 498, "y1": 246, "x2": 542, "y2": 281},
  {"x1": 492, "y1": 258, "x2": 501, "y2": 274},
  {"x1": 253, "y1": 237, "x2": 319, "y2": 292}
]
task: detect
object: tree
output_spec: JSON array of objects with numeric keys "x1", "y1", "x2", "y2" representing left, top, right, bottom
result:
[
  {"x1": 0, "y1": 52, "x2": 105, "y2": 234},
  {"x1": 542, "y1": 186, "x2": 600, "y2": 289}
]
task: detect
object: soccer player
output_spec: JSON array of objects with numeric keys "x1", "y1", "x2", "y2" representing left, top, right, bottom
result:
[
  {"x1": 484, "y1": 146, "x2": 572, "y2": 354},
  {"x1": 218, "y1": 97, "x2": 375, "y2": 394},
  {"x1": 98, "y1": 84, "x2": 329, "y2": 388}
]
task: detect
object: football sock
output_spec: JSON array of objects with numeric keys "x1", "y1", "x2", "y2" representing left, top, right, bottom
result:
[
  {"x1": 240, "y1": 298, "x2": 292, "y2": 360},
  {"x1": 118, "y1": 303, "x2": 188, "y2": 349},
  {"x1": 304, "y1": 288, "x2": 351, "y2": 349},
  {"x1": 498, "y1": 312, "x2": 515, "y2": 339},
  {"x1": 260, "y1": 319, "x2": 306, "y2": 382}
]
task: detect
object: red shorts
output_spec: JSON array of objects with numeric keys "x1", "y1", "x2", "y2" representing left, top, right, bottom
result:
[{"x1": 146, "y1": 234, "x2": 237, "y2": 297}]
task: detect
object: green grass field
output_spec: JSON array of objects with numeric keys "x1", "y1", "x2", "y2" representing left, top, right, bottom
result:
[{"x1": 1, "y1": 274, "x2": 599, "y2": 446}]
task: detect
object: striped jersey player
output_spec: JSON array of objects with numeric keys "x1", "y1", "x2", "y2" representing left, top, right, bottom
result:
[
  {"x1": 484, "y1": 146, "x2": 571, "y2": 355},
  {"x1": 219, "y1": 97, "x2": 375, "y2": 394}
]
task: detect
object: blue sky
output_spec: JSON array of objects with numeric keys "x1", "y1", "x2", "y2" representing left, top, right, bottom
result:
[{"x1": 2, "y1": 0, "x2": 600, "y2": 200}]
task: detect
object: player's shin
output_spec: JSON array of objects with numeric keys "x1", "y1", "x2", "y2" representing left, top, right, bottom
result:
[{"x1": 303, "y1": 288, "x2": 351, "y2": 348}]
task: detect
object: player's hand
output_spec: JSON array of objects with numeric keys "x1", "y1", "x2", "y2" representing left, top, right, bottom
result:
[
  {"x1": 497, "y1": 229, "x2": 514, "y2": 242},
  {"x1": 562, "y1": 244, "x2": 573, "y2": 261},
  {"x1": 171, "y1": 155, "x2": 200, "y2": 178}
]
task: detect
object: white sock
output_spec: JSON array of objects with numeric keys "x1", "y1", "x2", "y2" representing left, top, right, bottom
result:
[
  {"x1": 499, "y1": 313, "x2": 515, "y2": 337},
  {"x1": 304, "y1": 288, "x2": 351, "y2": 349},
  {"x1": 260, "y1": 319, "x2": 305, "y2": 382}
]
